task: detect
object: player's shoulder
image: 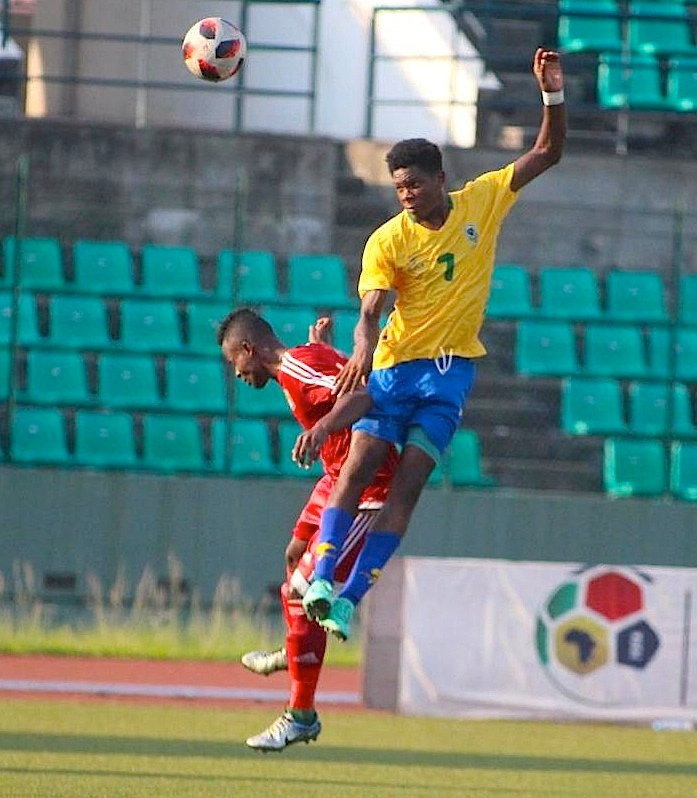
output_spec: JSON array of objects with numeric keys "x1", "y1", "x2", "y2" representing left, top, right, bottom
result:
[
  {"x1": 285, "y1": 343, "x2": 346, "y2": 371},
  {"x1": 365, "y1": 210, "x2": 408, "y2": 249}
]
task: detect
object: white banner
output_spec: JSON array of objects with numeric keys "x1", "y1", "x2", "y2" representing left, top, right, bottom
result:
[{"x1": 399, "y1": 558, "x2": 697, "y2": 722}]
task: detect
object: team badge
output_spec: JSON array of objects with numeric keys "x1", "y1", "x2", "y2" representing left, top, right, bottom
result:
[{"x1": 464, "y1": 223, "x2": 478, "y2": 244}]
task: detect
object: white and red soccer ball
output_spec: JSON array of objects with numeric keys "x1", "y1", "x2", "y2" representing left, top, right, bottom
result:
[{"x1": 182, "y1": 17, "x2": 246, "y2": 82}]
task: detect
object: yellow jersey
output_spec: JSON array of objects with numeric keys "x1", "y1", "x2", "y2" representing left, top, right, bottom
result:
[{"x1": 359, "y1": 163, "x2": 518, "y2": 370}]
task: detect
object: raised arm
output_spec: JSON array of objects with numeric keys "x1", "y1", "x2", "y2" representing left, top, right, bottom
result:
[{"x1": 510, "y1": 48, "x2": 566, "y2": 193}]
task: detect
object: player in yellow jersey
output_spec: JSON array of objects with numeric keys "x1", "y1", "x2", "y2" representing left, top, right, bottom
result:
[{"x1": 296, "y1": 48, "x2": 566, "y2": 640}]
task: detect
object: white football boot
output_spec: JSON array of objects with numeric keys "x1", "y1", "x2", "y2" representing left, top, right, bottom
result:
[
  {"x1": 245, "y1": 711, "x2": 322, "y2": 752},
  {"x1": 241, "y1": 647, "x2": 288, "y2": 676}
]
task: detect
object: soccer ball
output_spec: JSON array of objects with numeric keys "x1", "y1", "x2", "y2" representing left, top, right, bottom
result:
[{"x1": 182, "y1": 18, "x2": 246, "y2": 82}]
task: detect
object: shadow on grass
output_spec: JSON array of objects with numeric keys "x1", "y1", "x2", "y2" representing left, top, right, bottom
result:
[{"x1": 0, "y1": 732, "x2": 695, "y2": 776}]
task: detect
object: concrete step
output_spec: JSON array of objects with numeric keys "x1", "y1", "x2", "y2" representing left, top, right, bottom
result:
[{"x1": 490, "y1": 455, "x2": 603, "y2": 493}]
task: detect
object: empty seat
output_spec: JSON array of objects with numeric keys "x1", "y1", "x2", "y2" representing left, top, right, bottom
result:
[
  {"x1": 0, "y1": 350, "x2": 10, "y2": 401},
  {"x1": 216, "y1": 249, "x2": 280, "y2": 303},
  {"x1": 561, "y1": 377, "x2": 626, "y2": 435},
  {"x1": 331, "y1": 309, "x2": 359, "y2": 354},
  {"x1": 515, "y1": 320, "x2": 579, "y2": 376},
  {"x1": 140, "y1": 244, "x2": 201, "y2": 298},
  {"x1": 628, "y1": 381, "x2": 697, "y2": 438},
  {"x1": 679, "y1": 274, "x2": 697, "y2": 324},
  {"x1": 598, "y1": 53, "x2": 668, "y2": 110},
  {"x1": 287, "y1": 254, "x2": 354, "y2": 308},
  {"x1": 449, "y1": 429, "x2": 495, "y2": 486},
  {"x1": 538, "y1": 267, "x2": 601, "y2": 320},
  {"x1": 488, "y1": 264, "x2": 534, "y2": 319},
  {"x1": 261, "y1": 306, "x2": 317, "y2": 348},
  {"x1": 277, "y1": 420, "x2": 323, "y2": 478},
  {"x1": 234, "y1": 377, "x2": 292, "y2": 418},
  {"x1": 212, "y1": 417, "x2": 276, "y2": 476},
  {"x1": 627, "y1": 2, "x2": 693, "y2": 56},
  {"x1": 676, "y1": 328, "x2": 697, "y2": 381},
  {"x1": 98, "y1": 353, "x2": 161, "y2": 409},
  {"x1": 671, "y1": 441, "x2": 697, "y2": 501},
  {"x1": 604, "y1": 270, "x2": 667, "y2": 322},
  {"x1": 11, "y1": 407, "x2": 69, "y2": 464},
  {"x1": 2, "y1": 237, "x2": 64, "y2": 291},
  {"x1": 603, "y1": 437, "x2": 666, "y2": 497},
  {"x1": 0, "y1": 292, "x2": 41, "y2": 346},
  {"x1": 186, "y1": 301, "x2": 229, "y2": 355},
  {"x1": 74, "y1": 410, "x2": 137, "y2": 468},
  {"x1": 653, "y1": 327, "x2": 697, "y2": 381},
  {"x1": 558, "y1": 0, "x2": 622, "y2": 54},
  {"x1": 142, "y1": 414, "x2": 204, "y2": 472},
  {"x1": 584, "y1": 323, "x2": 647, "y2": 378},
  {"x1": 119, "y1": 299, "x2": 182, "y2": 352},
  {"x1": 72, "y1": 240, "x2": 135, "y2": 295},
  {"x1": 24, "y1": 350, "x2": 90, "y2": 405},
  {"x1": 668, "y1": 56, "x2": 697, "y2": 112},
  {"x1": 165, "y1": 356, "x2": 227, "y2": 414},
  {"x1": 48, "y1": 295, "x2": 110, "y2": 349}
]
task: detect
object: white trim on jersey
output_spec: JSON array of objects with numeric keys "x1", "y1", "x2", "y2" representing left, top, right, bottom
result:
[{"x1": 280, "y1": 352, "x2": 337, "y2": 389}]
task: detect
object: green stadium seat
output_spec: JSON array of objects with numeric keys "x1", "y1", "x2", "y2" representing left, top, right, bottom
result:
[
  {"x1": 671, "y1": 441, "x2": 697, "y2": 501},
  {"x1": 261, "y1": 306, "x2": 317, "y2": 348},
  {"x1": 48, "y1": 295, "x2": 110, "y2": 349},
  {"x1": 584, "y1": 323, "x2": 647, "y2": 378},
  {"x1": 186, "y1": 301, "x2": 229, "y2": 355},
  {"x1": 212, "y1": 418, "x2": 277, "y2": 476},
  {"x1": 488, "y1": 264, "x2": 534, "y2": 318},
  {"x1": 165, "y1": 356, "x2": 227, "y2": 414},
  {"x1": 604, "y1": 270, "x2": 667, "y2": 322},
  {"x1": 668, "y1": 56, "x2": 697, "y2": 112},
  {"x1": 449, "y1": 429, "x2": 496, "y2": 486},
  {"x1": 627, "y1": 2, "x2": 694, "y2": 56},
  {"x1": 142, "y1": 414, "x2": 204, "y2": 472},
  {"x1": 427, "y1": 462, "x2": 445, "y2": 487},
  {"x1": 676, "y1": 328, "x2": 697, "y2": 381},
  {"x1": 11, "y1": 407, "x2": 69, "y2": 464},
  {"x1": 0, "y1": 292, "x2": 41, "y2": 346},
  {"x1": 331, "y1": 309, "x2": 359, "y2": 354},
  {"x1": 603, "y1": 437, "x2": 666, "y2": 497},
  {"x1": 233, "y1": 377, "x2": 292, "y2": 418},
  {"x1": 119, "y1": 299, "x2": 182, "y2": 352},
  {"x1": 628, "y1": 381, "x2": 697, "y2": 438},
  {"x1": 561, "y1": 377, "x2": 626, "y2": 435},
  {"x1": 277, "y1": 420, "x2": 323, "y2": 478},
  {"x1": 2, "y1": 237, "x2": 64, "y2": 291},
  {"x1": 72, "y1": 240, "x2": 135, "y2": 295},
  {"x1": 598, "y1": 53, "x2": 669, "y2": 110},
  {"x1": 24, "y1": 350, "x2": 90, "y2": 405},
  {"x1": 216, "y1": 250, "x2": 280, "y2": 303},
  {"x1": 98, "y1": 353, "x2": 161, "y2": 409},
  {"x1": 679, "y1": 274, "x2": 697, "y2": 324},
  {"x1": 538, "y1": 267, "x2": 601, "y2": 320},
  {"x1": 0, "y1": 350, "x2": 9, "y2": 400},
  {"x1": 287, "y1": 254, "x2": 355, "y2": 309},
  {"x1": 648, "y1": 327, "x2": 697, "y2": 380},
  {"x1": 74, "y1": 410, "x2": 137, "y2": 468},
  {"x1": 139, "y1": 244, "x2": 202, "y2": 298},
  {"x1": 558, "y1": 0, "x2": 622, "y2": 54},
  {"x1": 515, "y1": 320, "x2": 579, "y2": 376}
]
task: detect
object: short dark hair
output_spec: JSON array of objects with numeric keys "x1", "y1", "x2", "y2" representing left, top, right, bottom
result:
[
  {"x1": 217, "y1": 307, "x2": 274, "y2": 346},
  {"x1": 385, "y1": 138, "x2": 443, "y2": 175}
]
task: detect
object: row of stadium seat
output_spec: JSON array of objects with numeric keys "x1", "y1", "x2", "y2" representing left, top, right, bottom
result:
[
  {"x1": 604, "y1": 437, "x2": 697, "y2": 500},
  {"x1": 597, "y1": 53, "x2": 697, "y2": 111},
  {"x1": 516, "y1": 321, "x2": 697, "y2": 380},
  {"x1": 0, "y1": 238, "x2": 357, "y2": 308},
  {"x1": 3, "y1": 407, "x2": 493, "y2": 487}
]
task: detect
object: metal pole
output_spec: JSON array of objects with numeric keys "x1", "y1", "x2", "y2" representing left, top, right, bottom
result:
[
  {"x1": 308, "y1": 0, "x2": 320, "y2": 133},
  {"x1": 665, "y1": 200, "x2": 685, "y2": 487},
  {"x1": 135, "y1": 0, "x2": 152, "y2": 129},
  {"x1": 234, "y1": 0, "x2": 250, "y2": 133},
  {"x1": 1, "y1": 0, "x2": 9, "y2": 48},
  {"x1": 365, "y1": 10, "x2": 377, "y2": 138}
]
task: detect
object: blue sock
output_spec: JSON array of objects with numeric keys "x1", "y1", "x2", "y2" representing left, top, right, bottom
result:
[
  {"x1": 338, "y1": 531, "x2": 401, "y2": 606},
  {"x1": 313, "y1": 507, "x2": 355, "y2": 583}
]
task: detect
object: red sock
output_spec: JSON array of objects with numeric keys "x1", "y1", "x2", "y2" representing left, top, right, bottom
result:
[{"x1": 281, "y1": 582, "x2": 326, "y2": 711}]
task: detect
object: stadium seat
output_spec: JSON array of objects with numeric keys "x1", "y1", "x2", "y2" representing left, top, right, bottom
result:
[
  {"x1": 603, "y1": 437, "x2": 666, "y2": 497},
  {"x1": 139, "y1": 244, "x2": 202, "y2": 298},
  {"x1": 98, "y1": 353, "x2": 161, "y2": 409},
  {"x1": 10, "y1": 407, "x2": 69, "y2": 464},
  {"x1": 449, "y1": 429, "x2": 496, "y2": 486},
  {"x1": 165, "y1": 356, "x2": 227, "y2": 414},
  {"x1": 604, "y1": 270, "x2": 667, "y2": 322},
  {"x1": 142, "y1": 414, "x2": 204, "y2": 472},
  {"x1": 2, "y1": 237, "x2": 64, "y2": 291},
  {"x1": 515, "y1": 320, "x2": 579, "y2": 376},
  {"x1": 24, "y1": 350, "x2": 90, "y2": 405},
  {"x1": 651, "y1": 327, "x2": 697, "y2": 381},
  {"x1": 216, "y1": 250, "x2": 280, "y2": 303},
  {"x1": 212, "y1": 417, "x2": 277, "y2": 476},
  {"x1": 679, "y1": 274, "x2": 697, "y2": 324},
  {"x1": 74, "y1": 410, "x2": 137, "y2": 468},
  {"x1": 538, "y1": 267, "x2": 601, "y2": 320},
  {"x1": 583, "y1": 323, "x2": 647, "y2": 378},
  {"x1": 427, "y1": 462, "x2": 444, "y2": 487},
  {"x1": 598, "y1": 53, "x2": 669, "y2": 110},
  {"x1": 186, "y1": 301, "x2": 229, "y2": 355},
  {"x1": 331, "y1": 309, "x2": 359, "y2": 354},
  {"x1": 48, "y1": 295, "x2": 110, "y2": 349},
  {"x1": 668, "y1": 56, "x2": 697, "y2": 112},
  {"x1": 72, "y1": 240, "x2": 135, "y2": 295},
  {"x1": 0, "y1": 292, "x2": 41, "y2": 346},
  {"x1": 261, "y1": 306, "x2": 317, "y2": 348},
  {"x1": 671, "y1": 441, "x2": 697, "y2": 501},
  {"x1": 234, "y1": 377, "x2": 292, "y2": 418},
  {"x1": 277, "y1": 420, "x2": 323, "y2": 478},
  {"x1": 676, "y1": 328, "x2": 697, "y2": 381},
  {"x1": 558, "y1": 0, "x2": 622, "y2": 54},
  {"x1": 119, "y1": 299, "x2": 182, "y2": 352},
  {"x1": 0, "y1": 350, "x2": 9, "y2": 401},
  {"x1": 628, "y1": 381, "x2": 697, "y2": 438},
  {"x1": 287, "y1": 254, "x2": 355, "y2": 309},
  {"x1": 561, "y1": 377, "x2": 626, "y2": 435},
  {"x1": 627, "y1": 2, "x2": 694, "y2": 57},
  {"x1": 487, "y1": 264, "x2": 534, "y2": 319}
]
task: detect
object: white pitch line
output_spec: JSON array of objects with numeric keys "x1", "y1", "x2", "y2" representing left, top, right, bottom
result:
[{"x1": 0, "y1": 679, "x2": 360, "y2": 704}]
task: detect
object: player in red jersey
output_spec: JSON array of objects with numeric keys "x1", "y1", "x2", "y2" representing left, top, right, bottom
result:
[{"x1": 217, "y1": 308, "x2": 397, "y2": 752}]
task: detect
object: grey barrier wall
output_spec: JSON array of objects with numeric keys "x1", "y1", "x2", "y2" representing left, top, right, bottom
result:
[{"x1": 1, "y1": 467, "x2": 695, "y2": 604}]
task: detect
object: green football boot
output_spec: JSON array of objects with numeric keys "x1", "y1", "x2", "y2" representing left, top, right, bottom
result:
[
  {"x1": 302, "y1": 578, "x2": 333, "y2": 621},
  {"x1": 320, "y1": 596, "x2": 355, "y2": 641}
]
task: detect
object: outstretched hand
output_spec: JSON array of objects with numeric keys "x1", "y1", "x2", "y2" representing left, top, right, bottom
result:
[
  {"x1": 308, "y1": 316, "x2": 332, "y2": 345},
  {"x1": 533, "y1": 48, "x2": 563, "y2": 93}
]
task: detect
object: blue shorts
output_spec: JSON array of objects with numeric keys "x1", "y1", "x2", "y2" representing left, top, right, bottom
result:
[{"x1": 352, "y1": 357, "x2": 476, "y2": 465}]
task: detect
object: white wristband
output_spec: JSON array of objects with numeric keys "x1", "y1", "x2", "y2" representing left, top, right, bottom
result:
[{"x1": 542, "y1": 89, "x2": 565, "y2": 106}]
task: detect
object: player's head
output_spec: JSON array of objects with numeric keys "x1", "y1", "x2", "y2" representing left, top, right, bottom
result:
[
  {"x1": 385, "y1": 138, "x2": 445, "y2": 220},
  {"x1": 217, "y1": 308, "x2": 281, "y2": 388}
]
